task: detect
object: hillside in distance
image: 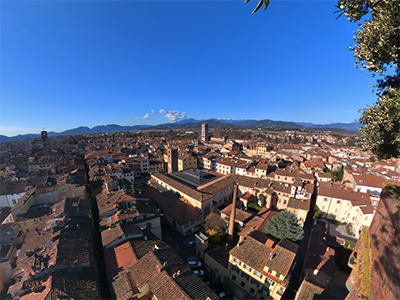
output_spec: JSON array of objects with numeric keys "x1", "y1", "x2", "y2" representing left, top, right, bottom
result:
[
  {"x1": 0, "y1": 120, "x2": 362, "y2": 142},
  {"x1": 294, "y1": 121, "x2": 362, "y2": 132}
]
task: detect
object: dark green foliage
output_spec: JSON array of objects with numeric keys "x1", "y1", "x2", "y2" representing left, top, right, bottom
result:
[
  {"x1": 337, "y1": 166, "x2": 344, "y2": 181},
  {"x1": 259, "y1": 194, "x2": 266, "y2": 207},
  {"x1": 247, "y1": 202, "x2": 262, "y2": 212},
  {"x1": 249, "y1": 0, "x2": 400, "y2": 159},
  {"x1": 264, "y1": 210, "x2": 304, "y2": 242},
  {"x1": 314, "y1": 210, "x2": 323, "y2": 219},
  {"x1": 326, "y1": 165, "x2": 344, "y2": 181},
  {"x1": 358, "y1": 88, "x2": 400, "y2": 159},
  {"x1": 336, "y1": 0, "x2": 400, "y2": 159},
  {"x1": 345, "y1": 163, "x2": 354, "y2": 171},
  {"x1": 244, "y1": 0, "x2": 270, "y2": 14}
]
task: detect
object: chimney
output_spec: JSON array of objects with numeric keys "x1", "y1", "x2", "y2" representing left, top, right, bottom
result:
[
  {"x1": 228, "y1": 184, "x2": 238, "y2": 242},
  {"x1": 265, "y1": 239, "x2": 274, "y2": 249}
]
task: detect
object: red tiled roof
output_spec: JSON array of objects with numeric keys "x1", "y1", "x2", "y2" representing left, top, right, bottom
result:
[{"x1": 105, "y1": 240, "x2": 138, "y2": 281}]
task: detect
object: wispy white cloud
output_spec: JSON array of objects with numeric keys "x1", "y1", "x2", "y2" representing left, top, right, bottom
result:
[
  {"x1": 151, "y1": 109, "x2": 154, "y2": 113},
  {"x1": 140, "y1": 113, "x2": 150, "y2": 119},
  {"x1": 159, "y1": 109, "x2": 187, "y2": 122}
]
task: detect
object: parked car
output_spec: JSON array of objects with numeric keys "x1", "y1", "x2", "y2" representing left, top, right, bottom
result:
[
  {"x1": 188, "y1": 260, "x2": 202, "y2": 268},
  {"x1": 190, "y1": 227, "x2": 197, "y2": 234},
  {"x1": 193, "y1": 269, "x2": 204, "y2": 276},
  {"x1": 187, "y1": 240, "x2": 195, "y2": 247},
  {"x1": 182, "y1": 231, "x2": 190, "y2": 238}
]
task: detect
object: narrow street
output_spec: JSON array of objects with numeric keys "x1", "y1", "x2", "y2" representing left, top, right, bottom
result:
[{"x1": 283, "y1": 180, "x2": 318, "y2": 298}]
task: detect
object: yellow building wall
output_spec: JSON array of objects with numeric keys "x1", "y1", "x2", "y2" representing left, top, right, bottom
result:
[
  {"x1": 205, "y1": 253, "x2": 230, "y2": 285},
  {"x1": 34, "y1": 184, "x2": 86, "y2": 205},
  {"x1": 262, "y1": 266, "x2": 286, "y2": 300},
  {"x1": 178, "y1": 156, "x2": 197, "y2": 171},
  {"x1": 229, "y1": 255, "x2": 267, "y2": 296},
  {"x1": 17, "y1": 217, "x2": 42, "y2": 234},
  {"x1": 287, "y1": 207, "x2": 308, "y2": 227}
]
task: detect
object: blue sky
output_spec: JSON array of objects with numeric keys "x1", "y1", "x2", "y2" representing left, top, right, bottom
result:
[{"x1": 1, "y1": 0, "x2": 378, "y2": 136}]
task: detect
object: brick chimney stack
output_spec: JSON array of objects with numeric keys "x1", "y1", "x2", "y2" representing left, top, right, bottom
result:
[{"x1": 228, "y1": 184, "x2": 238, "y2": 242}]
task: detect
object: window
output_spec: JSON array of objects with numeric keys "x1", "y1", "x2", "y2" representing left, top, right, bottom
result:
[
  {"x1": 365, "y1": 216, "x2": 368, "y2": 221},
  {"x1": 337, "y1": 200, "x2": 341, "y2": 204},
  {"x1": 250, "y1": 288, "x2": 255, "y2": 294},
  {"x1": 48, "y1": 192, "x2": 51, "y2": 196},
  {"x1": 240, "y1": 281, "x2": 245, "y2": 288},
  {"x1": 233, "y1": 258, "x2": 242, "y2": 266},
  {"x1": 241, "y1": 271, "x2": 250, "y2": 281},
  {"x1": 267, "y1": 278, "x2": 275, "y2": 286},
  {"x1": 334, "y1": 208, "x2": 338, "y2": 213},
  {"x1": 54, "y1": 191, "x2": 57, "y2": 194},
  {"x1": 267, "y1": 268, "x2": 273, "y2": 274},
  {"x1": 322, "y1": 206, "x2": 325, "y2": 210},
  {"x1": 245, "y1": 265, "x2": 252, "y2": 272},
  {"x1": 253, "y1": 270, "x2": 262, "y2": 278},
  {"x1": 284, "y1": 200, "x2": 287, "y2": 205},
  {"x1": 232, "y1": 265, "x2": 240, "y2": 274},
  {"x1": 323, "y1": 197, "x2": 328, "y2": 202},
  {"x1": 232, "y1": 275, "x2": 236, "y2": 281},
  {"x1": 55, "y1": 197, "x2": 59, "y2": 201},
  {"x1": 250, "y1": 278, "x2": 260, "y2": 287},
  {"x1": 276, "y1": 272, "x2": 281, "y2": 278},
  {"x1": 277, "y1": 287, "x2": 284, "y2": 295}
]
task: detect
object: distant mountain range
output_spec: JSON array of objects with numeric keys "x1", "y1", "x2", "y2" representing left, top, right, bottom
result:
[{"x1": 0, "y1": 119, "x2": 362, "y2": 142}]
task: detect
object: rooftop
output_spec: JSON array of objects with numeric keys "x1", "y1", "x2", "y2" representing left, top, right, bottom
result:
[{"x1": 169, "y1": 168, "x2": 220, "y2": 188}]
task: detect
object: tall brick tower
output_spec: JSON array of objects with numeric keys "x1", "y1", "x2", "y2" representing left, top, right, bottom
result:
[
  {"x1": 228, "y1": 184, "x2": 238, "y2": 242},
  {"x1": 201, "y1": 123, "x2": 208, "y2": 142},
  {"x1": 167, "y1": 148, "x2": 178, "y2": 173},
  {"x1": 41, "y1": 130, "x2": 49, "y2": 156}
]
